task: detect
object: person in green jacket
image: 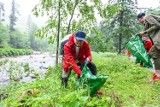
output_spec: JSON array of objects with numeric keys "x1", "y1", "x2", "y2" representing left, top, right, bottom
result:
[{"x1": 137, "y1": 12, "x2": 160, "y2": 82}]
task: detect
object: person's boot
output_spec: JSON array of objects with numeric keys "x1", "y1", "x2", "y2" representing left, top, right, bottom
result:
[
  {"x1": 61, "y1": 77, "x2": 68, "y2": 88},
  {"x1": 152, "y1": 73, "x2": 160, "y2": 82},
  {"x1": 96, "y1": 90, "x2": 103, "y2": 95}
]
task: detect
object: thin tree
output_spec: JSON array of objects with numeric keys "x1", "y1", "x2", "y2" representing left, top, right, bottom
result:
[
  {"x1": 56, "y1": 0, "x2": 61, "y2": 64},
  {"x1": 0, "y1": 2, "x2": 5, "y2": 24},
  {"x1": 9, "y1": 0, "x2": 19, "y2": 31},
  {"x1": 9, "y1": 0, "x2": 20, "y2": 47},
  {"x1": 100, "y1": 0, "x2": 141, "y2": 53}
]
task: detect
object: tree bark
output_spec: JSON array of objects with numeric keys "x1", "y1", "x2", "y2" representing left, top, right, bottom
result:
[
  {"x1": 66, "y1": 2, "x2": 78, "y2": 35},
  {"x1": 118, "y1": 8, "x2": 124, "y2": 54},
  {"x1": 56, "y1": 0, "x2": 61, "y2": 65}
]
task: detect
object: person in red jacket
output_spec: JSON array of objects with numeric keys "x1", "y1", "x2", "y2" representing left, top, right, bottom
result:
[
  {"x1": 61, "y1": 30, "x2": 98, "y2": 88},
  {"x1": 125, "y1": 49, "x2": 131, "y2": 56},
  {"x1": 142, "y1": 37, "x2": 153, "y2": 54}
]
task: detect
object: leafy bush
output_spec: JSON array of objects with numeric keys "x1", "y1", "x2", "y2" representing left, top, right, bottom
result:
[{"x1": 0, "y1": 48, "x2": 33, "y2": 57}]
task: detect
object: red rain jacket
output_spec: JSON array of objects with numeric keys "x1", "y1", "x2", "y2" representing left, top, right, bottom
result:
[
  {"x1": 142, "y1": 37, "x2": 152, "y2": 53},
  {"x1": 62, "y1": 33, "x2": 92, "y2": 76}
]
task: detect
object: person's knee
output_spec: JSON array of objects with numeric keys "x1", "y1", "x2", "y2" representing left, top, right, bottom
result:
[
  {"x1": 153, "y1": 58, "x2": 160, "y2": 70},
  {"x1": 150, "y1": 45, "x2": 160, "y2": 58},
  {"x1": 87, "y1": 62, "x2": 97, "y2": 75},
  {"x1": 62, "y1": 68, "x2": 71, "y2": 78}
]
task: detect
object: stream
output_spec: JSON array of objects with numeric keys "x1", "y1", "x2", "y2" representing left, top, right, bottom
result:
[{"x1": 0, "y1": 51, "x2": 59, "y2": 87}]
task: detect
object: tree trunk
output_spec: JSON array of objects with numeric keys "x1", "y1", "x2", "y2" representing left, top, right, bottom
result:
[
  {"x1": 0, "y1": 9, "x2": 1, "y2": 24},
  {"x1": 66, "y1": 2, "x2": 78, "y2": 35},
  {"x1": 56, "y1": 0, "x2": 61, "y2": 65},
  {"x1": 118, "y1": 34, "x2": 122, "y2": 54},
  {"x1": 118, "y1": 10, "x2": 124, "y2": 54}
]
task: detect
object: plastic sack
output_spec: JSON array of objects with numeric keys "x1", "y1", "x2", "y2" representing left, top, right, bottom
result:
[
  {"x1": 79, "y1": 64, "x2": 108, "y2": 96},
  {"x1": 125, "y1": 35, "x2": 153, "y2": 68}
]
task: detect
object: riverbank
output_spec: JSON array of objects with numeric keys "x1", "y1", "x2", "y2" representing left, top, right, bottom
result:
[{"x1": 1, "y1": 52, "x2": 159, "y2": 106}]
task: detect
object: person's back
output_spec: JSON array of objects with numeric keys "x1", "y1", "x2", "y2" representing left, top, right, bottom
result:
[
  {"x1": 60, "y1": 34, "x2": 72, "y2": 55},
  {"x1": 143, "y1": 14, "x2": 160, "y2": 43},
  {"x1": 149, "y1": 14, "x2": 160, "y2": 23}
]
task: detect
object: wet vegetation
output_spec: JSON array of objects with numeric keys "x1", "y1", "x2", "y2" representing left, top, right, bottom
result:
[
  {"x1": 0, "y1": 48, "x2": 33, "y2": 57},
  {"x1": 0, "y1": 52, "x2": 159, "y2": 106}
]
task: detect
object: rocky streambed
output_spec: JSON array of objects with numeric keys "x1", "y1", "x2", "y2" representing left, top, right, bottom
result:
[{"x1": 0, "y1": 51, "x2": 58, "y2": 87}]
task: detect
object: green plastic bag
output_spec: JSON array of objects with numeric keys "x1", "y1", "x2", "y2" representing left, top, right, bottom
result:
[
  {"x1": 125, "y1": 35, "x2": 153, "y2": 68},
  {"x1": 79, "y1": 64, "x2": 108, "y2": 96}
]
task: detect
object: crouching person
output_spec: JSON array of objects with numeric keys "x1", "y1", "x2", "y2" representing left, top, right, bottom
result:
[{"x1": 61, "y1": 30, "x2": 99, "y2": 89}]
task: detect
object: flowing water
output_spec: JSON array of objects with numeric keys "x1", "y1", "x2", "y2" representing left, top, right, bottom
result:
[{"x1": 0, "y1": 51, "x2": 57, "y2": 87}]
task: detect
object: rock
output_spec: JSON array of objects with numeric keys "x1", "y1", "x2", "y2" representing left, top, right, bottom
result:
[
  {"x1": 0, "y1": 93, "x2": 8, "y2": 100},
  {"x1": 39, "y1": 66, "x2": 47, "y2": 69}
]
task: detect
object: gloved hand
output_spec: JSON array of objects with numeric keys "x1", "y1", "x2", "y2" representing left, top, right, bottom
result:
[
  {"x1": 84, "y1": 57, "x2": 90, "y2": 65},
  {"x1": 137, "y1": 31, "x2": 147, "y2": 36}
]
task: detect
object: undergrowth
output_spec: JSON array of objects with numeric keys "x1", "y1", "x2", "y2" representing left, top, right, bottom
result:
[{"x1": 0, "y1": 52, "x2": 159, "y2": 107}]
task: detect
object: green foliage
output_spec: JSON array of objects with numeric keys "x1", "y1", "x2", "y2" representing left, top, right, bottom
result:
[
  {"x1": 94, "y1": 0, "x2": 143, "y2": 53},
  {"x1": 87, "y1": 28, "x2": 116, "y2": 52},
  {"x1": 147, "y1": 9, "x2": 160, "y2": 15},
  {"x1": 10, "y1": 30, "x2": 30, "y2": 49},
  {"x1": 0, "y1": 48, "x2": 33, "y2": 57},
  {"x1": 32, "y1": 0, "x2": 118, "y2": 44},
  {"x1": 1, "y1": 52, "x2": 159, "y2": 106},
  {"x1": 23, "y1": 63, "x2": 30, "y2": 72},
  {"x1": 0, "y1": 59, "x2": 9, "y2": 66},
  {"x1": 0, "y1": 24, "x2": 9, "y2": 48},
  {"x1": 9, "y1": 0, "x2": 20, "y2": 31}
]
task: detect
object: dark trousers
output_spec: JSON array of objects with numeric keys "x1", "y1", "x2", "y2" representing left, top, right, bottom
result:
[{"x1": 78, "y1": 61, "x2": 97, "y2": 75}]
